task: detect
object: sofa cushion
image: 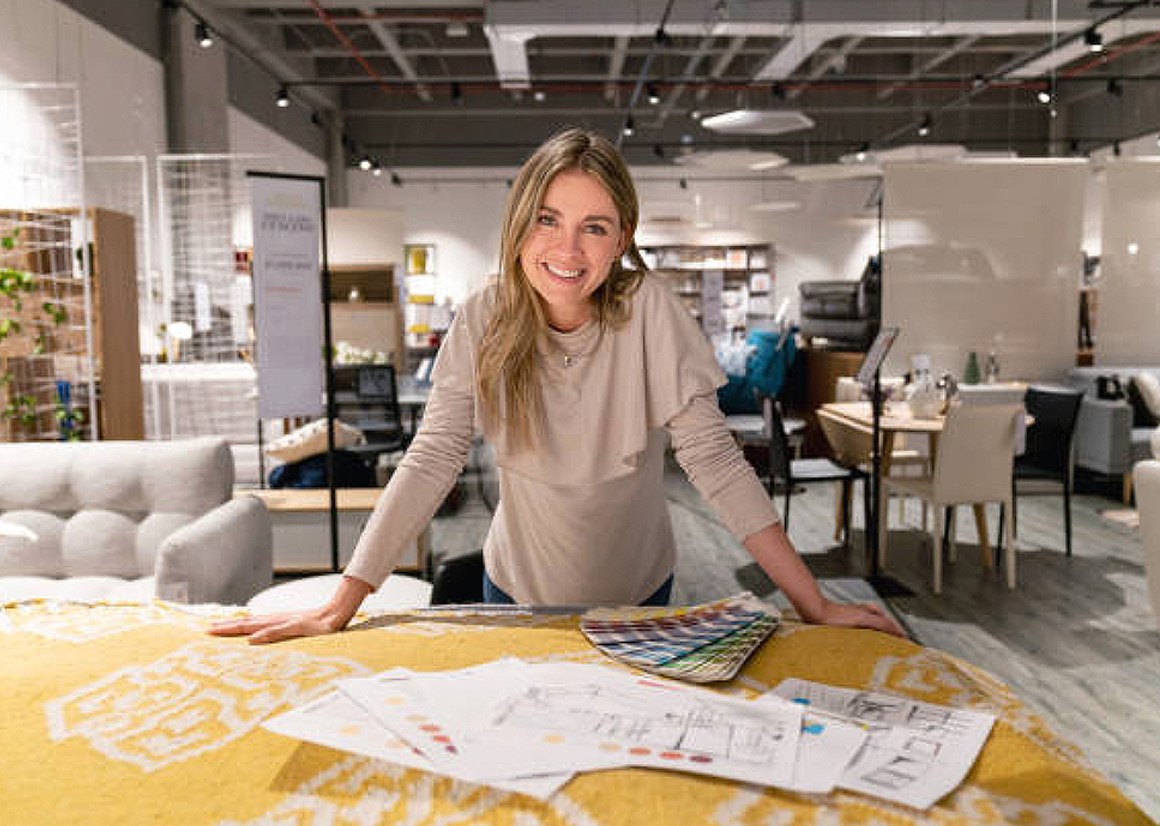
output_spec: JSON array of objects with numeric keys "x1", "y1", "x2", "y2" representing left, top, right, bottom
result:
[
  {"x1": 136, "y1": 512, "x2": 198, "y2": 574},
  {"x1": 0, "y1": 511, "x2": 66, "y2": 577},
  {"x1": 266, "y1": 418, "x2": 365, "y2": 464},
  {"x1": 1127, "y1": 375, "x2": 1160, "y2": 428},
  {"x1": 61, "y1": 510, "x2": 140, "y2": 578}
]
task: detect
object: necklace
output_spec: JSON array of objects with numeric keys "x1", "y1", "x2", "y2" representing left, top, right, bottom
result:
[{"x1": 549, "y1": 324, "x2": 603, "y2": 369}]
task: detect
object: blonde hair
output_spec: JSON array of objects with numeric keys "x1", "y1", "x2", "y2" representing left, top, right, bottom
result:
[{"x1": 477, "y1": 127, "x2": 648, "y2": 451}]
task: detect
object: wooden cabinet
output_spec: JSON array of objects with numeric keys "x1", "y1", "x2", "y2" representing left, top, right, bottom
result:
[{"x1": 328, "y1": 264, "x2": 404, "y2": 373}]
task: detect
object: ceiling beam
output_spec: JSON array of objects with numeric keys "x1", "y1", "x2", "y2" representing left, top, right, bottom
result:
[
  {"x1": 359, "y1": 6, "x2": 432, "y2": 102},
  {"x1": 877, "y1": 35, "x2": 979, "y2": 99},
  {"x1": 694, "y1": 36, "x2": 747, "y2": 102},
  {"x1": 787, "y1": 35, "x2": 862, "y2": 99},
  {"x1": 605, "y1": 36, "x2": 629, "y2": 103}
]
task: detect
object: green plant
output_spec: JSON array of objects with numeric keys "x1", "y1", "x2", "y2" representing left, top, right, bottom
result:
[{"x1": 1, "y1": 227, "x2": 77, "y2": 438}]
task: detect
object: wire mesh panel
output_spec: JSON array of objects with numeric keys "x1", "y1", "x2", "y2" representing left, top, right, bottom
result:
[
  {"x1": 0, "y1": 84, "x2": 93, "y2": 441},
  {"x1": 151, "y1": 154, "x2": 276, "y2": 467}
]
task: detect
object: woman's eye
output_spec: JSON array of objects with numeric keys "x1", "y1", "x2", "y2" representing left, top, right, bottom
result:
[
  {"x1": 536, "y1": 214, "x2": 556, "y2": 226},
  {"x1": 585, "y1": 224, "x2": 608, "y2": 236}
]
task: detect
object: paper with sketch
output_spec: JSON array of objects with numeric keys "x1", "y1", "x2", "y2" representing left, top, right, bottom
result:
[
  {"x1": 752, "y1": 696, "x2": 867, "y2": 794},
  {"x1": 769, "y1": 678, "x2": 995, "y2": 809},
  {"x1": 264, "y1": 673, "x2": 571, "y2": 800},
  {"x1": 338, "y1": 660, "x2": 624, "y2": 783},
  {"x1": 472, "y1": 661, "x2": 803, "y2": 789}
]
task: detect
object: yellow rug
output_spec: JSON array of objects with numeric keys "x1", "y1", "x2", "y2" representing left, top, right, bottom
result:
[{"x1": 1, "y1": 599, "x2": 1149, "y2": 826}]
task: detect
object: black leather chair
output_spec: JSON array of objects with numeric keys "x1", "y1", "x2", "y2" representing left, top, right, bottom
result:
[
  {"x1": 765, "y1": 397, "x2": 867, "y2": 548},
  {"x1": 1002, "y1": 385, "x2": 1084, "y2": 557}
]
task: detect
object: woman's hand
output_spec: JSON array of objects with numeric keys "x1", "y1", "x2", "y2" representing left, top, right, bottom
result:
[
  {"x1": 207, "y1": 575, "x2": 372, "y2": 645},
  {"x1": 805, "y1": 598, "x2": 906, "y2": 637}
]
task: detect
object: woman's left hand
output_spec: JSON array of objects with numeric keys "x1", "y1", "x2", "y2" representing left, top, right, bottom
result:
[{"x1": 809, "y1": 599, "x2": 906, "y2": 637}]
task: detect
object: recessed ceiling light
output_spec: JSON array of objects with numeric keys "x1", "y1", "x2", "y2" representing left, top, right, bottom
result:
[
  {"x1": 749, "y1": 200, "x2": 801, "y2": 212},
  {"x1": 673, "y1": 150, "x2": 788, "y2": 171}
]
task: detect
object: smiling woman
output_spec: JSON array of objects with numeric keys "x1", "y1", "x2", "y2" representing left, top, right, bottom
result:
[{"x1": 209, "y1": 127, "x2": 903, "y2": 645}]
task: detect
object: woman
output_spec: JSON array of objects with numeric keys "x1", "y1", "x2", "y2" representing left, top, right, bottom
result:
[{"x1": 211, "y1": 127, "x2": 902, "y2": 644}]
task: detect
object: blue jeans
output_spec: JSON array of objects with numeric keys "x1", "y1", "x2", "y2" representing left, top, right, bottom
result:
[{"x1": 482, "y1": 572, "x2": 673, "y2": 606}]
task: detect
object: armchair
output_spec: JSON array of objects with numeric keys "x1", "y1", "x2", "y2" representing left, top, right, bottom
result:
[{"x1": 0, "y1": 438, "x2": 272, "y2": 605}]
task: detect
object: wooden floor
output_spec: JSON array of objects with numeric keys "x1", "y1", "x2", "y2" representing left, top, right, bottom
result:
[{"x1": 428, "y1": 460, "x2": 1160, "y2": 821}]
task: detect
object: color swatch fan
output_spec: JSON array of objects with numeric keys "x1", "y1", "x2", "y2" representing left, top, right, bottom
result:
[{"x1": 580, "y1": 593, "x2": 779, "y2": 683}]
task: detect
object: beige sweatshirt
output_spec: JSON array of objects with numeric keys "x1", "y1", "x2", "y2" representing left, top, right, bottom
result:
[{"x1": 344, "y1": 273, "x2": 780, "y2": 605}]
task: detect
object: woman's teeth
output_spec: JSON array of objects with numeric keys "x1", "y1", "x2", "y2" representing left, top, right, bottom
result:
[{"x1": 545, "y1": 262, "x2": 583, "y2": 280}]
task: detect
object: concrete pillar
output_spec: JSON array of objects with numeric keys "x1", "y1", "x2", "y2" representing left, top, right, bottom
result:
[
  {"x1": 325, "y1": 111, "x2": 349, "y2": 207},
  {"x1": 163, "y1": 8, "x2": 230, "y2": 153}
]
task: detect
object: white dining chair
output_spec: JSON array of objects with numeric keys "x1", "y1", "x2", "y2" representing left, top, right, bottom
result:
[{"x1": 879, "y1": 402, "x2": 1022, "y2": 594}]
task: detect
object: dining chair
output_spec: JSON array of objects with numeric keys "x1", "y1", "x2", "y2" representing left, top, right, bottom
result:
[
  {"x1": 1001, "y1": 385, "x2": 1084, "y2": 558},
  {"x1": 765, "y1": 397, "x2": 867, "y2": 549},
  {"x1": 880, "y1": 402, "x2": 1022, "y2": 594}
]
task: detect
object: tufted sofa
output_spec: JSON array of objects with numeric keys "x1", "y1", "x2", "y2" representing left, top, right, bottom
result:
[
  {"x1": 0, "y1": 438, "x2": 272, "y2": 605},
  {"x1": 1066, "y1": 366, "x2": 1160, "y2": 500}
]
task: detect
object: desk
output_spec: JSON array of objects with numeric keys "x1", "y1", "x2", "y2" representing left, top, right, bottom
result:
[
  {"x1": 2, "y1": 599, "x2": 1147, "y2": 825},
  {"x1": 238, "y1": 488, "x2": 430, "y2": 575},
  {"x1": 818, "y1": 402, "x2": 999, "y2": 570}
]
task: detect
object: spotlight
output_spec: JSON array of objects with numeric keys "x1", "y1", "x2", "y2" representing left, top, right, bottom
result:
[
  {"x1": 1114, "y1": 140, "x2": 1122, "y2": 157},
  {"x1": 371, "y1": 161, "x2": 383, "y2": 177},
  {"x1": 276, "y1": 87, "x2": 290, "y2": 108},
  {"x1": 678, "y1": 177, "x2": 687, "y2": 190},
  {"x1": 1037, "y1": 87, "x2": 1052, "y2": 105},
  {"x1": 646, "y1": 83, "x2": 660, "y2": 105},
  {"x1": 1156, "y1": 134, "x2": 1160, "y2": 148},
  {"x1": 533, "y1": 89, "x2": 546, "y2": 102},
  {"x1": 971, "y1": 73, "x2": 986, "y2": 91},
  {"x1": 390, "y1": 172, "x2": 403, "y2": 187},
  {"x1": 358, "y1": 156, "x2": 372, "y2": 171},
  {"x1": 1107, "y1": 78, "x2": 1123, "y2": 97},
  {"x1": 195, "y1": 20, "x2": 213, "y2": 49},
  {"x1": 690, "y1": 110, "x2": 702, "y2": 121},
  {"x1": 1069, "y1": 139, "x2": 1080, "y2": 156},
  {"x1": 654, "y1": 27, "x2": 671, "y2": 47},
  {"x1": 854, "y1": 142, "x2": 869, "y2": 162},
  {"x1": 652, "y1": 143, "x2": 665, "y2": 159},
  {"x1": 771, "y1": 82, "x2": 786, "y2": 100},
  {"x1": 917, "y1": 114, "x2": 932, "y2": 138},
  {"x1": 450, "y1": 82, "x2": 463, "y2": 104},
  {"x1": 1084, "y1": 27, "x2": 1104, "y2": 53},
  {"x1": 622, "y1": 115, "x2": 634, "y2": 137}
]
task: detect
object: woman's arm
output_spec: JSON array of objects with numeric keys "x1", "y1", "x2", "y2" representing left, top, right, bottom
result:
[
  {"x1": 668, "y1": 393, "x2": 903, "y2": 636},
  {"x1": 208, "y1": 381, "x2": 476, "y2": 644}
]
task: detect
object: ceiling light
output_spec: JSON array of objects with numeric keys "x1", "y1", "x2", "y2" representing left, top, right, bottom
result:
[
  {"x1": 450, "y1": 82, "x2": 463, "y2": 104},
  {"x1": 445, "y1": 20, "x2": 469, "y2": 38},
  {"x1": 275, "y1": 87, "x2": 290, "y2": 108},
  {"x1": 646, "y1": 83, "x2": 660, "y2": 105},
  {"x1": 622, "y1": 115, "x2": 634, "y2": 137},
  {"x1": 358, "y1": 156, "x2": 372, "y2": 171},
  {"x1": 371, "y1": 161, "x2": 382, "y2": 177},
  {"x1": 195, "y1": 21, "x2": 213, "y2": 49},
  {"x1": 1127, "y1": 242, "x2": 1139, "y2": 255},
  {"x1": 749, "y1": 200, "x2": 801, "y2": 213},
  {"x1": 1107, "y1": 78, "x2": 1123, "y2": 97},
  {"x1": 771, "y1": 82, "x2": 786, "y2": 100},
  {"x1": 1156, "y1": 134, "x2": 1160, "y2": 148},
  {"x1": 652, "y1": 144, "x2": 665, "y2": 159},
  {"x1": 391, "y1": 172, "x2": 403, "y2": 187},
  {"x1": 1084, "y1": 27, "x2": 1104, "y2": 53},
  {"x1": 1037, "y1": 87, "x2": 1052, "y2": 105},
  {"x1": 700, "y1": 109, "x2": 814, "y2": 136},
  {"x1": 854, "y1": 142, "x2": 870, "y2": 162},
  {"x1": 917, "y1": 114, "x2": 932, "y2": 137},
  {"x1": 971, "y1": 74, "x2": 986, "y2": 91},
  {"x1": 533, "y1": 90, "x2": 546, "y2": 102},
  {"x1": 689, "y1": 110, "x2": 702, "y2": 121},
  {"x1": 678, "y1": 178, "x2": 687, "y2": 190}
]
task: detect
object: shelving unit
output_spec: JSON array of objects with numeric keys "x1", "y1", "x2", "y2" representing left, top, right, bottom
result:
[
  {"x1": 401, "y1": 243, "x2": 449, "y2": 374},
  {"x1": 640, "y1": 243, "x2": 773, "y2": 337},
  {"x1": 328, "y1": 263, "x2": 404, "y2": 373}
]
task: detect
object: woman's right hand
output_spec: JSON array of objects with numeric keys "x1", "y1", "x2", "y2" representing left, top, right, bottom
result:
[{"x1": 207, "y1": 575, "x2": 372, "y2": 645}]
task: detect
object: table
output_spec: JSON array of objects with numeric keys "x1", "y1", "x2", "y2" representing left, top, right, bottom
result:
[
  {"x1": 818, "y1": 402, "x2": 1001, "y2": 571},
  {"x1": 2, "y1": 599, "x2": 1147, "y2": 825},
  {"x1": 238, "y1": 488, "x2": 431, "y2": 575}
]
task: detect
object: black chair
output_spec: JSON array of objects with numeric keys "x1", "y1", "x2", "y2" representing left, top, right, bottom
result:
[
  {"x1": 335, "y1": 364, "x2": 408, "y2": 458},
  {"x1": 431, "y1": 550, "x2": 485, "y2": 604},
  {"x1": 764, "y1": 397, "x2": 867, "y2": 548},
  {"x1": 1002, "y1": 385, "x2": 1084, "y2": 557}
]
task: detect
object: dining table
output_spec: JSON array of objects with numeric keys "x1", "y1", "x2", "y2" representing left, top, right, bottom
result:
[{"x1": 817, "y1": 401, "x2": 1004, "y2": 574}]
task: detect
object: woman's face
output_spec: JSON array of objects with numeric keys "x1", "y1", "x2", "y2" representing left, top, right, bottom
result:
[{"x1": 519, "y1": 167, "x2": 626, "y2": 332}]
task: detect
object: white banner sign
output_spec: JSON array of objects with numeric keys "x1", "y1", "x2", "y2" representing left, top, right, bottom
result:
[{"x1": 250, "y1": 175, "x2": 324, "y2": 418}]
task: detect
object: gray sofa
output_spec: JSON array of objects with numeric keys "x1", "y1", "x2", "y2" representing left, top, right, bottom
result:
[
  {"x1": 1067, "y1": 366, "x2": 1160, "y2": 498},
  {"x1": 0, "y1": 438, "x2": 272, "y2": 605}
]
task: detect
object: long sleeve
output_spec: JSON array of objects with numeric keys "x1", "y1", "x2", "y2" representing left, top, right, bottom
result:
[
  {"x1": 343, "y1": 379, "x2": 475, "y2": 589},
  {"x1": 667, "y1": 392, "x2": 781, "y2": 542}
]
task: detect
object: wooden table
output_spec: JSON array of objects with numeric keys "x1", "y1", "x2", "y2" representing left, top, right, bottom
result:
[
  {"x1": 238, "y1": 487, "x2": 431, "y2": 575},
  {"x1": 817, "y1": 402, "x2": 998, "y2": 572}
]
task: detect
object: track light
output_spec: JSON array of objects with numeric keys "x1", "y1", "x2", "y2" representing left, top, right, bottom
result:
[
  {"x1": 1085, "y1": 27, "x2": 1104, "y2": 53},
  {"x1": 646, "y1": 83, "x2": 660, "y2": 105},
  {"x1": 622, "y1": 115, "x2": 634, "y2": 137},
  {"x1": 1037, "y1": 87, "x2": 1053, "y2": 105},
  {"x1": 1107, "y1": 78, "x2": 1123, "y2": 97},
  {"x1": 1156, "y1": 134, "x2": 1160, "y2": 148},
  {"x1": 1114, "y1": 140, "x2": 1122, "y2": 157},
  {"x1": 276, "y1": 86, "x2": 290, "y2": 108},
  {"x1": 917, "y1": 114, "x2": 932, "y2": 138},
  {"x1": 450, "y1": 82, "x2": 462, "y2": 104},
  {"x1": 971, "y1": 73, "x2": 986, "y2": 91},
  {"x1": 854, "y1": 142, "x2": 869, "y2": 162},
  {"x1": 652, "y1": 143, "x2": 665, "y2": 159},
  {"x1": 678, "y1": 178, "x2": 687, "y2": 190},
  {"x1": 533, "y1": 89, "x2": 546, "y2": 102},
  {"x1": 771, "y1": 82, "x2": 786, "y2": 101},
  {"x1": 358, "y1": 156, "x2": 372, "y2": 171},
  {"x1": 390, "y1": 172, "x2": 403, "y2": 187},
  {"x1": 371, "y1": 161, "x2": 382, "y2": 177},
  {"x1": 195, "y1": 20, "x2": 213, "y2": 49}
]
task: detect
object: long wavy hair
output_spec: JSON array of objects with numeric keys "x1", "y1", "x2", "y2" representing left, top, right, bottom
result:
[{"x1": 476, "y1": 127, "x2": 648, "y2": 451}]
